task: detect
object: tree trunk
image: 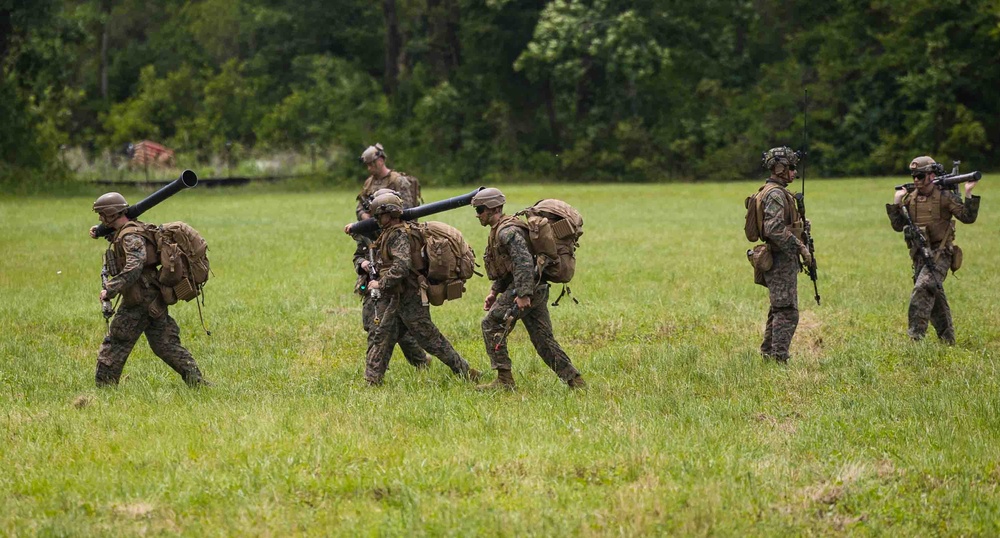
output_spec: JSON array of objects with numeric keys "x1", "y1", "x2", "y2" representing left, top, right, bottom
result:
[
  {"x1": 100, "y1": 0, "x2": 112, "y2": 100},
  {"x1": 382, "y1": 0, "x2": 401, "y2": 95}
]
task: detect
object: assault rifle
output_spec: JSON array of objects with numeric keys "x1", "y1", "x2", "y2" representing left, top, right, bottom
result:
[
  {"x1": 493, "y1": 301, "x2": 521, "y2": 352},
  {"x1": 795, "y1": 193, "x2": 820, "y2": 305},
  {"x1": 347, "y1": 187, "x2": 484, "y2": 235},
  {"x1": 91, "y1": 170, "x2": 198, "y2": 239},
  {"x1": 899, "y1": 206, "x2": 942, "y2": 292},
  {"x1": 895, "y1": 161, "x2": 982, "y2": 192}
]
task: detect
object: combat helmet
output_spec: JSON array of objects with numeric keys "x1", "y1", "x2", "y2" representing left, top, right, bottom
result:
[
  {"x1": 762, "y1": 146, "x2": 799, "y2": 170},
  {"x1": 471, "y1": 187, "x2": 506, "y2": 209},
  {"x1": 370, "y1": 192, "x2": 404, "y2": 217},
  {"x1": 360, "y1": 143, "x2": 386, "y2": 164},
  {"x1": 909, "y1": 156, "x2": 944, "y2": 176},
  {"x1": 93, "y1": 192, "x2": 129, "y2": 218}
]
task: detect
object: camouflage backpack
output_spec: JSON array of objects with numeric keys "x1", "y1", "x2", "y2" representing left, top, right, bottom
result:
[
  {"x1": 155, "y1": 222, "x2": 210, "y2": 305},
  {"x1": 515, "y1": 199, "x2": 584, "y2": 284},
  {"x1": 405, "y1": 221, "x2": 477, "y2": 306}
]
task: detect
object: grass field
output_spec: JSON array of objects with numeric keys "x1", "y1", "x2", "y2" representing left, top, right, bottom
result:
[{"x1": 2, "y1": 178, "x2": 999, "y2": 536}]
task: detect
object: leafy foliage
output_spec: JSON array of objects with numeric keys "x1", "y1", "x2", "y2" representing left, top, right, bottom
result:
[{"x1": 2, "y1": 0, "x2": 999, "y2": 184}]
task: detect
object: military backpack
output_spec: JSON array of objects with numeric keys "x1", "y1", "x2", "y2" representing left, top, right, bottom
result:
[
  {"x1": 405, "y1": 221, "x2": 477, "y2": 306},
  {"x1": 515, "y1": 199, "x2": 584, "y2": 284}
]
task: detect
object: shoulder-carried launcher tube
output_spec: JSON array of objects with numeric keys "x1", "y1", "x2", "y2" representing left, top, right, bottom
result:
[
  {"x1": 895, "y1": 170, "x2": 982, "y2": 191},
  {"x1": 92, "y1": 170, "x2": 198, "y2": 238},
  {"x1": 348, "y1": 187, "x2": 484, "y2": 235}
]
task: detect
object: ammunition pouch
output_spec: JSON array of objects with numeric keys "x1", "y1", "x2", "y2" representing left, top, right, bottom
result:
[
  {"x1": 950, "y1": 245, "x2": 963, "y2": 273},
  {"x1": 747, "y1": 244, "x2": 772, "y2": 287}
]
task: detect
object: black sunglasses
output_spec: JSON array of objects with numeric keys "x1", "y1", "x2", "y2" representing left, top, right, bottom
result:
[
  {"x1": 912, "y1": 172, "x2": 928, "y2": 181},
  {"x1": 788, "y1": 164, "x2": 797, "y2": 171},
  {"x1": 475, "y1": 205, "x2": 487, "y2": 214}
]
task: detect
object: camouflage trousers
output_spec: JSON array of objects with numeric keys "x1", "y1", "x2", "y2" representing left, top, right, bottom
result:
[
  {"x1": 361, "y1": 293, "x2": 430, "y2": 368},
  {"x1": 760, "y1": 250, "x2": 799, "y2": 361},
  {"x1": 97, "y1": 296, "x2": 205, "y2": 386},
  {"x1": 365, "y1": 287, "x2": 471, "y2": 384},
  {"x1": 908, "y1": 251, "x2": 954, "y2": 344},
  {"x1": 482, "y1": 284, "x2": 581, "y2": 383}
]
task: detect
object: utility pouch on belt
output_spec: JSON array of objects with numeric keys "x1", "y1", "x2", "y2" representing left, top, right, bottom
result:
[
  {"x1": 951, "y1": 245, "x2": 963, "y2": 273},
  {"x1": 747, "y1": 244, "x2": 772, "y2": 287}
]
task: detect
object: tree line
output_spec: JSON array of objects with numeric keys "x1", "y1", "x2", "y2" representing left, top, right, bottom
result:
[{"x1": 1, "y1": 0, "x2": 998, "y2": 184}]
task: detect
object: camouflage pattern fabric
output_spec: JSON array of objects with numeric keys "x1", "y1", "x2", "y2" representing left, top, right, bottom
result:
[
  {"x1": 352, "y1": 234, "x2": 430, "y2": 368},
  {"x1": 356, "y1": 170, "x2": 419, "y2": 220},
  {"x1": 97, "y1": 229, "x2": 205, "y2": 386},
  {"x1": 886, "y1": 191, "x2": 979, "y2": 343},
  {"x1": 365, "y1": 224, "x2": 471, "y2": 384},
  {"x1": 486, "y1": 219, "x2": 536, "y2": 297},
  {"x1": 483, "y1": 284, "x2": 581, "y2": 382},
  {"x1": 483, "y1": 221, "x2": 582, "y2": 383},
  {"x1": 759, "y1": 180, "x2": 804, "y2": 362},
  {"x1": 908, "y1": 252, "x2": 954, "y2": 343}
]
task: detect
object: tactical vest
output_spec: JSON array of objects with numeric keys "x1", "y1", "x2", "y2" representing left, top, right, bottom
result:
[
  {"x1": 361, "y1": 171, "x2": 419, "y2": 209},
  {"x1": 109, "y1": 221, "x2": 159, "y2": 306},
  {"x1": 753, "y1": 183, "x2": 804, "y2": 243},
  {"x1": 484, "y1": 215, "x2": 531, "y2": 282},
  {"x1": 903, "y1": 189, "x2": 954, "y2": 247}
]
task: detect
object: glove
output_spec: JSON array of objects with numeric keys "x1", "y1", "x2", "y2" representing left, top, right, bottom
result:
[{"x1": 799, "y1": 244, "x2": 813, "y2": 267}]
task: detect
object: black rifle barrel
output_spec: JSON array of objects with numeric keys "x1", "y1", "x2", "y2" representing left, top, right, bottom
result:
[
  {"x1": 895, "y1": 170, "x2": 982, "y2": 191},
  {"x1": 348, "y1": 187, "x2": 485, "y2": 235},
  {"x1": 92, "y1": 170, "x2": 198, "y2": 238}
]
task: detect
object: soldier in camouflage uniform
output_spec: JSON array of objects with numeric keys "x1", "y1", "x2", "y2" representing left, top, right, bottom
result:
[
  {"x1": 352, "y1": 143, "x2": 421, "y2": 221},
  {"x1": 471, "y1": 188, "x2": 586, "y2": 390},
  {"x1": 886, "y1": 156, "x2": 980, "y2": 344},
  {"x1": 89, "y1": 193, "x2": 207, "y2": 387},
  {"x1": 350, "y1": 187, "x2": 430, "y2": 369},
  {"x1": 363, "y1": 192, "x2": 481, "y2": 385},
  {"x1": 754, "y1": 148, "x2": 812, "y2": 364}
]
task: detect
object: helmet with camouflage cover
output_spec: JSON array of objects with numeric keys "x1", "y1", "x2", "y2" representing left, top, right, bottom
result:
[
  {"x1": 360, "y1": 143, "x2": 386, "y2": 164},
  {"x1": 93, "y1": 192, "x2": 129, "y2": 218},
  {"x1": 471, "y1": 187, "x2": 506, "y2": 209},
  {"x1": 370, "y1": 192, "x2": 404, "y2": 217},
  {"x1": 909, "y1": 156, "x2": 944, "y2": 176},
  {"x1": 761, "y1": 146, "x2": 799, "y2": 170}
]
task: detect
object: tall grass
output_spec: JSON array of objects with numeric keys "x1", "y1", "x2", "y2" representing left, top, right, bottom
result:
[{"x1": 1, "y1": 179, "x2": 998, "y2": 535}]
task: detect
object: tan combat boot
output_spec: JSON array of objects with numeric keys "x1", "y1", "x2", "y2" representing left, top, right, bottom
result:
[
  {"x1": 466, "y1": 368, "x2": 483, "y2": 382},
  {"x1": 476, "y1": 369, "x2": 516, "y2": 391},
  {"x1": 567, "y1": 375, "x2": 587, "y2": 390}
]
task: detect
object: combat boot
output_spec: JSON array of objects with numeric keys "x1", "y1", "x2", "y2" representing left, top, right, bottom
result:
[
  {"x1": 476, "y1": 369, "x2": 515, "y2": 391},
  {"x1": 567, "y1": 375, "x2": 587, "y2": 390},
  {"x1": 467, "y1": 368, "x2": 483, "y2": 382}
]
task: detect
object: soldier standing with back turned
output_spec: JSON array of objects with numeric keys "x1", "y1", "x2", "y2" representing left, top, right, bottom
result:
[
  {"x1": 90, "y1": 193, "x2": 208, "y2": 387},
  {"x1": 752, "y1": 147, "x2": 812, "y2": 364},
  {"x1": 886, "y1": 156, "x2": 979, "y2": 344}
]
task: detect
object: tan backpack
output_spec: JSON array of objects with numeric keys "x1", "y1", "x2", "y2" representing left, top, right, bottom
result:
[
  {"x1": 516, "y1": 199, "x2": 583, "y2": 284},
  {"x1": 744, "y1": 183, "x2": 782, "y2": 242},
  {"x1": 405, "y1": 221, "x2": 477, "y2": 306},
  {"x1": 155, "y1": 222, "x2": 210, "y2": 305}
]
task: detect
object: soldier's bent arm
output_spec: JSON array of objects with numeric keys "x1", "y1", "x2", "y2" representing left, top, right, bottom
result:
[
  {"x1": 500, "y1": 226, "x2": 536, "y2": 298},
  {"x1": 945, "y1": 194, "x2": 980, "y2": 224},
  {"x1": 762, "y1": 190, "x2": 803, "y2": 257},
  {"x1": 104, "y1": 233, "x2": 145, "y2": 298},
  {"x1": 352, "y1": 236, "x2": 367, "y2": 275},
  {"x1": 378, "y1": 229, "x2": 411, "y2": 290},
  {"x1": 886, "y1": 203, "x2": 908, "y2": 232}
]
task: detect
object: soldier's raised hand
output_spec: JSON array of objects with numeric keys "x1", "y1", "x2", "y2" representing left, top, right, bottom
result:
[{"x1": 965, "y1": 180, "x2": 978, "y2": 198}]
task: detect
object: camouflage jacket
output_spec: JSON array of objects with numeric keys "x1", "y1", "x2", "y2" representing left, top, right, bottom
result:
[
  {"x1": 355, "y1": 170, "x2": 420, "y2": 220},
  {"x1": 372, "y1": 222, "x2": 414, "y2": 293},
  {"x1": 887, "y1": 189, "x2": 979, "y2": 249},
  {"x1": 486, "y1": 216, "x2": 535, "y2": 298},
  {"x1": 105, "y1": 220, "x2": 158, "y2": 302},
  {"x1": 761, "y1": 179, "x2": 805, "y2": 259}
]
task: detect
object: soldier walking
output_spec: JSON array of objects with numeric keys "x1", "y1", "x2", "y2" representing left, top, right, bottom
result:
[
  {"x1": 362, "y1": 192, "x2": 481, "y2": 385},
  {"x1": 90, "y1": 193, "x2": 208, "y2": 387},
  {"x1": 886, "y1": 156, "x2": 980, "y2": 344},
  {"x1": 471, "y1": 188, "x2": 586, "y2": 390}
]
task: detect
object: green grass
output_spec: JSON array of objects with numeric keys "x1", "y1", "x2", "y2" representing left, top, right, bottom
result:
[{"x1": 1, "y1": 179, "x2": 999, "y2": 536}]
